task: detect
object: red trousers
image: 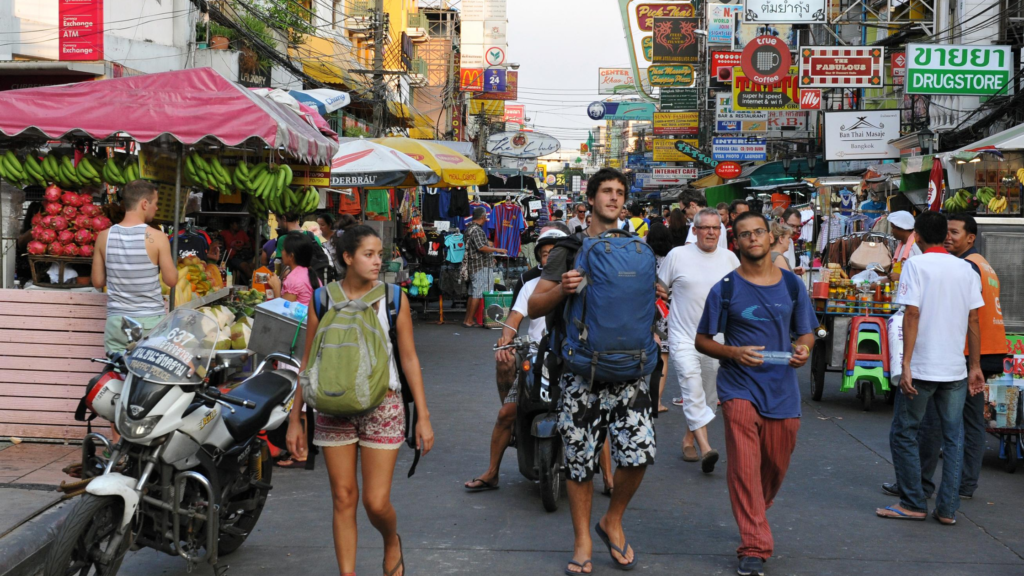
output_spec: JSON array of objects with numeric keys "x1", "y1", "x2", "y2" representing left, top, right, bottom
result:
[{"x1": 722, "y1": 399, "x2": 800, "y2": 560}]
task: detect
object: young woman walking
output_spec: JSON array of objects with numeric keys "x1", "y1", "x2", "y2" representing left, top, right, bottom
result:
[{"x1": 287, "y1": 225, "x2": 434, "y2": 576}]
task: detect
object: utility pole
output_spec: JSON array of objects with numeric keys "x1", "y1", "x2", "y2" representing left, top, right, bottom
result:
[{"x1": 371, "y1": 0, "x2": 386, "y2": 137}]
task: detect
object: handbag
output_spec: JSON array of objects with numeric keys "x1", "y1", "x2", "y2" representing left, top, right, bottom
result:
[{"x1": 849, "y1": 240, "x2": 891, "y2": 270}]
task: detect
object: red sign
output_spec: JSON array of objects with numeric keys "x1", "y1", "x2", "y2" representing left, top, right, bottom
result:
[
  {"x1": 797, "y1": 47, "x2": 884, "y2": 88},
  {"x1": 710, "y1": 51, "x2": 742, "y2": 83},
  {"x1": 503, "y1": 104, "x2": 525, "y2": 125},
  {"x1": 741, "y1": 36, "x2": 792, "y2": 86},
  {"x1": 460, "y1": 68, "x2": 483, "y2": 92},
  {"x1": 474, "y1": 71, "x2": 518, "y2": 101},
  {"x1": 891, "y1": 51, "x2": 906, "y2": 86},
  {"x1": 635, "y1": 3, "x2": 696, "y2": 31},
  {"x1": 715, "y1": 161, "x2": 742, "y2": 179},
  {"x1": 799, "y1": 89, "x2": 822, "y2": 110},
  {"x1": 451, "y1": 104, "x2": 465, "y2": 141},
  {"x1": 59, "y1": 0, "x2": 104, "y2": 61}
]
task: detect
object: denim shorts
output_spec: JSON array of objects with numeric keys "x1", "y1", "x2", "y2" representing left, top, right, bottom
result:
[{"x1": 469, "y1": 267, "x2": 491, "y2": 298}]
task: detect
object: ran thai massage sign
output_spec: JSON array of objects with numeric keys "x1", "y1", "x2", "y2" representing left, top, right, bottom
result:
[
  {"x1": 651, "y1": 17, "x2": 701, "y2": 65},
  {"x1": 743, "y1": 0, "x2": 826, "y2": 24},
  {"x1": 904, "y1": 44, "x2": 1012, "y2": 96},
  {"x1": 798, "y1": 46, "x2": 884, "y2": 88}
]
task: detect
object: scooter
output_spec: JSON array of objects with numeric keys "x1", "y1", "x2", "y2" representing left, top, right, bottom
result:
[
  {"x1": 488, "y1": 305, "x2": 564, "y2": 512},
  {"x1": 44, "y1": 309, "x2": 298, "y2": 576}
]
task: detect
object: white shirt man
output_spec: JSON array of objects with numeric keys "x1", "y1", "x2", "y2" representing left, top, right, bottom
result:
[
  {"x1": 659, "y1": 208, "x2": 739, "y2": 469},
  {"x1": 511, "y1": 277, "x2": 546, "y2": 344},
  {"x1": 685, "y1": 222, "x2": 728, "y2": 249}
]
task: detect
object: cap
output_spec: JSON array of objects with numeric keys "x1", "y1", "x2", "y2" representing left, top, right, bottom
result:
[{"x1": 887, "y1": 210, "x2": 915, "y2": 230}]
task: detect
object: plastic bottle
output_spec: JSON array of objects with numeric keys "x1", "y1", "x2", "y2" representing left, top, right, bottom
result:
[
  {"x1": 761, "y1": 351, "x2": 793, "y2": 365},
  {"x1": 226, "y1": 269, "x2": 233, "y2": 288}
]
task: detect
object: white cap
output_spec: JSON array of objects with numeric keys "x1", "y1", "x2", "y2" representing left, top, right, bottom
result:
[{"x1": 887, "y1": 210, "x2": 915, "y2": 231}]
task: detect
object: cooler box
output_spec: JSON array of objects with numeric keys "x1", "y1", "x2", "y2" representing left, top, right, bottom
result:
[
  {"x1": 249, "y1": 299, "x2": 308, "y2": 359},
  {"x1": 483, "y1": 291, "x2": 513, "y2": 328}
]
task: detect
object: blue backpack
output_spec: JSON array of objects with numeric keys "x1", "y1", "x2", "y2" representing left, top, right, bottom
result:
[{"x1": 561, "y1": 230, "x2": 659, "y2": 383}]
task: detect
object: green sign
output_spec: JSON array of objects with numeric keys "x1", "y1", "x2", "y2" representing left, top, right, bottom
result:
[
  {"x1": 648, "y1": 65, "x2": 695, "y2": 88},
  {"x1": 660, "y1": 88, "x2": 698, "y2": 111},
  {"x1": 905, "y1": 43, "x2": 1012, "y2": 96}
]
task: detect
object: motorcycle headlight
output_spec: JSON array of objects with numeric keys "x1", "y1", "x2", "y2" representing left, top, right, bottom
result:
[{"x1": 116, "y1": 404, "x2": 161, "y2": 440}]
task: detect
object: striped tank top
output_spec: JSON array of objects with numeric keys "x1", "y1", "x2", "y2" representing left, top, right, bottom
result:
[{"x1": 105, "y1": 224, "x2": 165, "y2": 318}]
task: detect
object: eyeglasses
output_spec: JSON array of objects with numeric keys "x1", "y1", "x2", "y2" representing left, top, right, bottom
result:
[
  {"x1": 736, "y1": 228, "x2": 769, "y2": 240},
  {"x1": 693, "y1": 225, "x2": 719, "y2": 232}
]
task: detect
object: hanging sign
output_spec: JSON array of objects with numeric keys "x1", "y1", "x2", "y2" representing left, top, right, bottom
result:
[
  {"x1": 660, "y1": 87, "x2": 699, "y2": 110},
  {"x1": 798, "y1": 88, "x2": 822, "y2": 109},
  {"x1": 652, "y1": 167, "x2": 698, "y2": 183},
  {"x1": 712, "y1": 137, "x2": 767, "y2": 161},
  {"x1": 484, "y1": 45, "x2": 507, "y2": 66},
  {"x1": 716, "y1": 93, "x2": 768, "y2": 133},
  {"x1": 904, "y1": 44, "x2": 1012, "y2": 96},
  {"x1": 460, "y1": 68, "x2": 484, "y2": 92},
  {"x1": 587, "y1": 101, "x2": 657, "y2": 121},
  {"x1": 891, "y1": 51, "x2": 906, "y2": 86},
  {"x1": 483, "y1": 68, "x2": 507, "y2": 92},
  {"x1": 652, "y1": 138, "x2": 701, "y2": 162},
  {"x1": 653, "y1": 112, "x2": 700, "y2": 135},
  {"x1": 651, "y1": 17, "x2": 701, "y2": 65},
  {"x1": 741, "y1": 35, "x2": 792, "y2": 86},
  {"x1": 708, "y1": 4, "x2": 742, "y2": 45},
  {"x1": 823, "y1": 110, "x2": 902, "y2": 161},
  {"x1": 798, "y1": 46, "x2": 884, "y2": 88},
  {"x1": 647, "y1": 65, "x2": 695, "y2": 88},
  {"x1": 716, "y1": 161, "x2": 742, "y2": 179},
  {"x1": 732, "y1": 67, "x2": 801, "y2": 110},
  {"x1": 711, "y1": 51, "x2": 743, "y2": 83},
  {"x1": 743, "y1": 0, "x2": 826, "y2": 24},
  {"x1": 475, "y1": 70, "x2": 518, "y2": 100},
  {"x1": 618, "y1": 1, "x2": 698, "y2": 101},
  {"x1": 486, "y1": 131, "x2": 561, "y2": 158},
  {"x1": 59, "y1": 0, "x2": 104, "y2": 61},
  {"x1": 599, "y1": 68, "x2": 639, "y2": 95}
]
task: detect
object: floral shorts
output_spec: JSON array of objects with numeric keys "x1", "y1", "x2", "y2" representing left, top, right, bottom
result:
[
  {"x1": 313, "y1": 391, "x2": 405, "y2": 450},
  {"x1": 557, "y1": 373, "x2": 656, "y2": 482}
]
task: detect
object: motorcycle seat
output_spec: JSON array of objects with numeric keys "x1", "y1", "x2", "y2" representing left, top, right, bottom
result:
[{"x1": 222, "y1": 371, "x2": 294, "y2": 441}]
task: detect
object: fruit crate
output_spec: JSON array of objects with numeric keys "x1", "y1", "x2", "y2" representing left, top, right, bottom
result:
[{"x1": 28, "y1": 255, "x2": 93, "y2": 288}]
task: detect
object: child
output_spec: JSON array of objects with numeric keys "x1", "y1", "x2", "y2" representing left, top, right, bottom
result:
[{"x1": 267, "y1": 232, "x2": 319, "y2": 306}]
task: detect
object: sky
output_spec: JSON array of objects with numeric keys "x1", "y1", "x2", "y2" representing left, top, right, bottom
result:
[{"x1": 505, "y1": 0, "x2": 632, "y2": 149}]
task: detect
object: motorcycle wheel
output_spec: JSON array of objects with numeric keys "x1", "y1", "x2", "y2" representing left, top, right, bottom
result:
[
  {"x1": 218, "y1": 440, "x2": 273, "y2": 555},
  {"x1": 43, "y1": 494, "x2": 132, "y2": 576},
  {"x1": 537, "y1": 438, "x2": 562, "y2": 513}
]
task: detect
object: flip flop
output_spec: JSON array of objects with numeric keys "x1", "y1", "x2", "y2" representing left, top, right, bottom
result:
[
  {"x1": 564, "y1": 559, "x2": 592, "y2": 575},
  {"x1": 462, "y1": 322, "x2": 476, "y2": 328},
  {"x1": 932, "y1": 510, "x2": 956, "y2": 525},
  {"x1": 464, "y1": 477, "x2": 499, "y2": 492},
  {"x1": 601, "y1": 486, "x2": 613, "y2": 497},
  {"x1": 875, "y1": 505, "x2": 926, "y2": 521},
  {"x1": 657, "y1": 405, "x2": 669, "y2": 413},
  {"x1": 681, "y1": 445, "x2": 699, "y2": 462},
  {"x1": 274, "y1": 458, "x2": 308, "y2": 469},
  {"x1": 701, "y1": 449, "x2": 719, "y2": 474},
  {"x1": 594, "y1": 523, "x2": 637, "y2": 570},
  {"x1": 384, "y1": 534, "x2": 404, "y2": 576}
]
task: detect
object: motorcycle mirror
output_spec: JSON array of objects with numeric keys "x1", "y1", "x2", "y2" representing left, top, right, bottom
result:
[
  {"x1": 214, "y1": 350, "x2": 251, "y2": 369},
  {"x1": 121, "y1": 317, "x2": 144, "y2": 344},
  {"x1": 486, "y1": 304, "x2": 505, "y2": 322}
]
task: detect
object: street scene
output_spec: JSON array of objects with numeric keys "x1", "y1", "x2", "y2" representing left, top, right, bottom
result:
[{"x1": 1, "y1": 1, "x2": 1024, "y2": 576}]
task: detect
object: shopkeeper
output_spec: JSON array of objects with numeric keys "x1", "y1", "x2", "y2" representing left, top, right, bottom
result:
[{"x1": 887, "y1": 210, "x2": 921, "y2": 281}]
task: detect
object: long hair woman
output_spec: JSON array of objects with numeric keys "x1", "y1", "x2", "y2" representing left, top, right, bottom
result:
[
  {"x1": 667, "y1": 208, "x2": 689, "y2": 247},
  {"x1": 770, "y1": 220, "x2": 794, "y2": 271},
  {"x1": 287, "y1": 225, "x2": 434, "y2": 576}
]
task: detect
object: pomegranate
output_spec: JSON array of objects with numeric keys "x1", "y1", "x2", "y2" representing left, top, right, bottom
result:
[
  {"x1": 31, "y1": 213, "x2": 43, "y2": 227},
  {"x1": 79, "y1": 244, "x2": 94, "y2": 258},
  {"x1": 47, "y1": 242, "x2": 64, "y2": 256},
  {"x1": 74, "y1": 229, "x2": 94, "y2": 246},
  {"x1": 74, "y1": 215, "x2": 91, "y2": 230},
  {"x1": 90, "y1": 216, "x2": 112, "y2": 231},
  {"x1": 43, "y1": 185, "x2": 62, "y2": 203},
  {"x1": 50, "y1": 216, "x2": 69, "y2": 231},
  {"x1": 61, "y1": 205, "x2": 78, "y2": 220},
  {"x1": 44, "y1": 202, "x2": 63, "y2": 216},
  {"x1": 58, "y1": 230, "x2": 75, "y2": 244},
  {"x1": 80, "y1": 204, "x2": 101, "y2": 218},
  {"x1": 62, "y1": 244, "x2": 80, "y2": 257},
  {"x1": 27, "y1": 240, "x2": 47, "y2": 255},
  {"x1": 37, "y1": 228, "x2": 56, "y2": 243}
]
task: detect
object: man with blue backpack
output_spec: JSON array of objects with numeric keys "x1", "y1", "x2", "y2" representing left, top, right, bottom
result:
[
  {"x1": 529, "y1": 168, "x2": 662, "y2": 575},
  {"x1": 694, "y1": 212, "x2": 816, "y2": 576}
]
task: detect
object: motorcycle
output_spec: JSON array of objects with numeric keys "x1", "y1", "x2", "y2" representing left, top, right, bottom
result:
[
  {"x1": 488, "y1": 304, "x2": 564, "y2": 512},
  {"x1": 44, "y1": 309, "x2": 299, "y2": 576}
]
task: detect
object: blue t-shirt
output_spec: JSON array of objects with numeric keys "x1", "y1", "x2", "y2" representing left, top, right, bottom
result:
[
  {"x1": 696, "y1": 270, "x2": 817, "y2": 419},
  {"x1": 444, "y1": 233, "x2": 465, "y2": 264}
]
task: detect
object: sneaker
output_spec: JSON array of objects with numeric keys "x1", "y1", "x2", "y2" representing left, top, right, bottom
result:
[
  {"x1": 737, "y1": 556, "x2": 765, "y2": 576},
  {"x1": 959, "y1": 493, "x2": 973, "y2": 500},
  {"x1": 672, "y1": 397, "x2": 685, "y2": 406}
]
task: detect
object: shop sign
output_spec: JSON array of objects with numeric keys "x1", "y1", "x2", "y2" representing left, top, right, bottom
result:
[
  {"x1": 484, "y1": 45, "x2": 506, "y2": 67},
  {"x1": 799, "y1": 88, "x2": 821, "y2": 109},
  {"x1": 486, "y1": 131, "x2": 560, "y2": 158},
  {"x1": 503, "y1": 104, "x2": 525, "y2": 124},
  {"x1": 460, "y1": 68, "x2": 484, "y2": 92},
  {"x1": 767, "y1": 110, "x2": 808, "y2": 131},
  {"x1": 905, "y1": 44, "x2": 1012, "y2": 96},
  {"x1": 798, "y1": 46, "x2": 884, "y2": 88},
  {"x1": 60, "y1": 0, "x2": 104, "y2": 61},
  {"x1": 475, "y1": 70, "x2": 518, "y2": 100},
  {"x1": 586, "y1": 101, "x2": 657, "y2": 121},
  {"x1": 635, "y1": 2, "x2": 696, "y2": 30},
  {"x1": 659, "y1": 87, "x2": 698, "y2": 110},
  {"x1": 599, "y1": 68, "x2": 638, "y2": 95},
  {"x1": 716, "y1": 93, "x2": 768, "y2": 133},
  {"x1": 461, "y1": 45, "x2": 484, "y2": 67},
  {"x1": 461, "y1": 0, "x2": 507, "y2": 20},
  {"x1": 651, "y1": 17, "x2": 701, "y2": 65},
  {"x1": 712, "y1": 137, "x2": 767, "y2": 161},
  {"x1": 647, "y1": 65, "x2": 695, "y2": 88},
  {"x1": 711, "y1": 51, "x2": 743, "y2": 83},
  {"x1": 891, "y1": 51, "x2": 906, "y2": 86},
  {"x1": 708, "y1": 4, "x2": 742, "y2": 45},
  {"x1": 732, "y1": 67, "x2": 801, "y2": 110},
  {"x1": 608, "y1": 159, "x2": 622, "y2": 168},
  {"x1": 822, "y1": 110, "x2": 901, "y2": 161},
  {"x1": 715, "y1": 161, "x2": 742, "y2": 179},
  {"x1": 743, "y1": 0, "x2": 826, "y2": 24},
  {"x1": 733, "y1": 22, "x2": 796, "y2": 51},
  {"x1": 483, "y1": 69, "x2": 506, "y2": 92},
  {"x1": 138, "y1": 145, "x2": 179, "y2": 184},
  {"x1": 290, "y1": 164, "x2": 331, "y2": 187},
  {"x1": 652, "y1": 138, "x2": 701, "y2": 162},
  {"x1": 741, "y1": 35, "x2": 792, "y2": 85},
  {"x1": 653, "y1": 112, "x2": 699, "y2": 135},
  {"x1": 619, "y1": 1, "x2": 697, "y2": 100},
  {"x1": 652, "y1": 166, "x2": 698, "y2": 184},
  {"x1": 153, "y1": 183, "x2": 190, "y2": 223},
  {"x1": 469, "y1": 99, "x2": 505, "y2": 116},
  {"x1": 239, "y1": 62, "x2": 272, "y2": 88}
]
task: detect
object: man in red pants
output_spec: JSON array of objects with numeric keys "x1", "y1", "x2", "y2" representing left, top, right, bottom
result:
[{"x1": 695, "y1": 212, "x2": 816, "y2": 576}]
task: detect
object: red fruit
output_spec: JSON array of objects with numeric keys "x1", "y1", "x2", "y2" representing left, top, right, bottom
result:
[
  {"x1": 77, "y1": 192, "x2": 92, "y2": 206},
  {"x1": 45, "y1": 202, "x2": 63, "y2": 216},
  {"x1": 47, "y1": 242, "x2": 63, "y2": 256},
  {"x1": 80, "y1": 204, "x2": 101, "y2": 217},
  {"x1": 74, "y1": 229, "x2": 94, "y2": 246},
  {"x1": 62, "y1": 244, "x2": 80, "y2": 257},
  {"x1": 30, "y1": 226, "x2": 44, "y2": 240},
  {"x1": 50, "y1": 216, "x2": 68, "y2": 231},
  {"x1": 41, "y1": 215, "x2": 54, "y2": 229},
  {"x1": 61, "y1": 205, "x2": 78, "y2": 220},
  {"x1": 31, "y1": 213, "x2": 43, "y2": 227},
  {"x1": 61, "y1": 192, "x2": 82, "y2": 207},
  {"x1": 43, "y1": 185, "x2": 62, "y2": 203},
  {"x1": 38, "y1": 228, "x2": 56, "y2": 243},
  {"x1": 27, "y1": 240, "x2": 47, "y2": 255},
  {"x1": 58, "y1": 230, "x2": 75, "y2": 244},
  {"x1": 79, "y1": 244, "x2": 94, "y2": 258},
  {"x1": 90, "y1": 216, "x2": 111, "y2": 231},
  {"x1": 74, "y1": 214, "x2": 91, "y2": 230}
]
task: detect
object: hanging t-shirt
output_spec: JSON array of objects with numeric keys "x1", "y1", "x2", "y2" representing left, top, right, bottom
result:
[
  {"x1": 422, "y1": 232, "x2": 445, "y2": 267},
  {"x1": 449, "y1": 188, "x2": 470, "y2": 217},
  {"x1": 838, "y1": 188, "x2": 856, "y2": 216},
  {"x1": 421, "y1": 190, "x2": 441, "y2": 223},
  {"x1": 437, "y1": 189, "x2": 452, "y2": 219},
  {"x1": 461, "y1": 201, "x2": 494, "y2": 233},
  {"x1": 337, "y1": 189, "x2": 361, "y2": 216},
  {"x1": 366, "y1": 189, "x2": 391, "y2": 217},
  {"x1": 493, "y1": 202, "x2": 526, "y2": 258},
  {"x1": 444, "y1": 232, "x2": 466, "y2": 264}
]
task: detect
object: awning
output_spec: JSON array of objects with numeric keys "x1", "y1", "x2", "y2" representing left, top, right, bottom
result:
[
  {"x1": 691, "y1": 173, "x2": 723, "y2": 189},
  {"x1": 290, "y1": 88, "x2": 351, "y2": 115},
  {"x1": 813, "y1": 176, "x2": 862, "y2": 187},
  {"x1": 900, "y1": 154, "x2": 935, "y2": 174},
  {"x1": 948, "y1": 123, "x2": 1024, "y2": 153}
]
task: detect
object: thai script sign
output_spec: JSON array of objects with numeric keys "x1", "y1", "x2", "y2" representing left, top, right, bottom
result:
[
  {"x1": 743, "y1": 0, "x2": 826, "y2": 24},
  {"x1": 798, "y1": 46, "x2": 884, "y2": 88},
  {"x1": 904, "y1": 44, "x2": 1012, "y2": 96}
]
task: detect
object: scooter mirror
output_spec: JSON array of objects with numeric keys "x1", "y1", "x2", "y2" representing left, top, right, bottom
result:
[
  {"x1": 121, "y1": 317, "x2": 144, "y2": 344},
  {"x1": 486, "y1": 304, "x2": 505, "y2": 322},
  {"x1": 214, "y1": 350, "x2": 251, "y2": 368}
]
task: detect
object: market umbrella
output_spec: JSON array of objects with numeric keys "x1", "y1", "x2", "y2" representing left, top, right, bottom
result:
[
  {"x1": 249, "y1": 87, "x2": 337, "y2": 142},
  {"x1": 330, "y1": 140, "x2": 440, "y2": 188},
  {"x1": 290, "y1": 88, "x2": 351, "y2": 116},
  {"x1": 372, "y1": 137, "x2": 487, "y2": 187}
]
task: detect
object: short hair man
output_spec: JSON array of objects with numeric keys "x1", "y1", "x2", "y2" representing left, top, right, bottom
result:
[
  {"x1": 660, "y1": 207, "x2": 739, "y2": 473},
  {"x1": 876, "y1": 212, "x2": 984, "y2": 525},
  {"x1": 463, "y1": 206, "x2": 507, "y2": 327},
  {"x1": 553, "y1": 209, "x2": 565, "y2": 222},
  {"x1": 567, "y1": 204, "x2": 588, "y2": 234},
  {"x1": 726, "y1": 200, "x2": 749, "y2": 252},
  {"x1": 530, "y1": 167, "x2": 657, "y2": 574},
  {"x1": 780, "y1": 207, "x2": 805, "y2": 276},
  {"x1": 887, "y1": 210, "x2": 921, "y2": 281},
  {"x1": 628, "y1": 203, "x2": 649, "y2": 237},
  {"x1": 685, "y1": 195, "x2": 726, "y2": 249},
  {"x1": 717, "y1": 202, "x2": 731, "y2": 226},
  {"x1": 694, "y1": 212, "x2": 816, "y2": 576}
]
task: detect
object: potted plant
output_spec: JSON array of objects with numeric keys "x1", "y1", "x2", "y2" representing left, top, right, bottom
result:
[{"x1": 209, "y1": 23, "x2": 234, "y2": 50}]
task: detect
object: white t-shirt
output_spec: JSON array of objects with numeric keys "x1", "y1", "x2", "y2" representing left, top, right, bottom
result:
[
  {"x1": 658, "y1": 244, "x2": 740, "y2": 345},
  {"x1": 512, "y1": 277, "x2": 547, "y2": 344},
  {"x1": 684, "y1": 222, "x2": 728, "y2": 250},
  {"x1": 894, "y1": 252, "x2": 984, "y2": 381}
]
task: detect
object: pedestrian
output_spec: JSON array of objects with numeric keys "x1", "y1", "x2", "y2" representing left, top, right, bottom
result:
[
  {"x1": 727, "y1": 200, "x2": 750, "y2": 252},
  {"x1": 876, "y1": 212, "x2": 985, "y2": 526},
  {"x1": 661, "y1": 208, "x2": 740, "y2": 472},
  {"x1": 887, "y1": 210, "x2": 920, "y2": 282},
  {"x1": 529, "y1": 167, "x2": 659, "y2": 575},
  {"x1": 768, "y1": 220, "x2": 793, "y2": 272},
  {"x1": 880, "y1": 214, "x2": 1007, "y2": 502},
  {"x1": 220, "y1": 218, "x2": 254, "y2": 280},
  {"x1": 617, "y1": 206, "x2": 634, "y2": 232},
  {"x1": 663, "y1": 207, "x2": 671, "y2": 219},
  {"x1": 694, "y1": 212, "x2": 816, "y2": 576},
  {"x1": 287, "y1": 225, "x2": 434, "y2": 576},
  {"x1": 685, "y1": 195, "x2": 727, "y2": 249},
  {"x1": 462, "y1": 206, "x2": 507, "y2": 327},
  {"x1": 628, "y1": 203, "x2": 649, "y2": 237},
  {"x1": 668, "y1": 208, "x2": 689, "y2": 247},
  {"x1": 717, "y1": 202, "x2": 731, "y2": 228},
  {"x1": 567, "y1": 204, "x2": 588, "y2": 234},
  {"x1": 646, "y1": 221, "x2": 675, "y2": 414},
  {"x1": 553, "y1": 209, "x2": 565, "y2": 222}
]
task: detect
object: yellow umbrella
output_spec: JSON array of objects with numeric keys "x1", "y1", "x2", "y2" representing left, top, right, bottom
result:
[{"x1": 372, "y1": 137, "x2": 487, "y2": 187}]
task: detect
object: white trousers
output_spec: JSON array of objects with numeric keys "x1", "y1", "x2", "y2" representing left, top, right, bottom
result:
[{"x1": 669, "y1": 339, "x2": 719, "y2": 432}]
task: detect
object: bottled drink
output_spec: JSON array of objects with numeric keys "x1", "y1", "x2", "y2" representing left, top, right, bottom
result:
[{"x1": 761, "y1": 351, "x2": 793, "y2": 365}]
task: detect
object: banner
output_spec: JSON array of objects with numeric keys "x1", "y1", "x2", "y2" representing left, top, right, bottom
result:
[
  {"x1": 905, "y1": 44, "x2": 1012, "y2": 96},
  {"x1": 708, "y1": 4, "x2": 741, "y2": 45},
  {"x1": 475, "y1": 70, "x2": 518, "y2": 100},
  {"x1": 651, "y1": 17, "x2": 701, "y2": 65},
  {"x1": 599, "y1": 68, "x2": 638, "y2": 95},
  {"x1": 59, "y1": 0, "x2": 104, "y2": 61},
  {"x1": 716, "y1": 93, "x2": 768, "y2": 133},
  {"x1": 460, "y1": 68, "x2": 484, "y2": 92},
  {"x1": 823, "y1": 110, "x2": 901, "y2": 161},
  {"x1": 660, "y1": 87, "x2": 699, "y2": 110},
  {"x1": 647, "y1": 65, "x2": 695, "y2": 88},
  {"x1": 743, "y1": 0, "x2": 826, "y2": 24},
  {"x1": 798, "y1": 46, "x2": 884, "y2": 88},
  {"x1": 619, "y1": 1, "x2": 698, "y2": 100},
  {"x1": 652, "y1": 138, "x2": 700, "y2": 162},
  {"x1": 927, "y1": 157, "x2": 945, "y2": 211},
  {"x1": 712, "y1": 137, "x2": 767, "y2": 161},
  {"x1": 732, "y1": 67, "x2": 801, "y2": 110},
  {"x1": 653, "y1": 112, "x2": 699, "y2": 135}
]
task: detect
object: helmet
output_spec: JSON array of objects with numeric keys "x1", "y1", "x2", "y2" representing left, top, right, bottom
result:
[{"x1": 534, "y1": 228, "x2": 568, "y2": 261}]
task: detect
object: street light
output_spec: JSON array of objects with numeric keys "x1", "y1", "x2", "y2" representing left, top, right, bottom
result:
[
  {"x1": 781, "y1": 157, "x2": 792, "y2": 170},
  {"x1": 918, "y1": 127, "x2": 934, "y2": 154},
  {"x1": 807, "y1": 155, "x2": 817, "y2": 170}
]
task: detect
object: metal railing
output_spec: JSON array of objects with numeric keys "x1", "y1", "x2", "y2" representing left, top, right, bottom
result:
[{"x1": 407, "y1": 12, "x2": 426, "y2": 30}]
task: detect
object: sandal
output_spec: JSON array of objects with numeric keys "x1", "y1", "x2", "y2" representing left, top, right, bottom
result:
[
  {"x1": 875, "y1": 505, "x2": 926, "y2": 521},
  {"x1": 564, "y1": 559, "x2": 592, "y2": 575},
  {"x1": 595, "y1": 522, "x2": 637, "y2": 570},
  {"x1": 384, "y1": 534, "x2": 404, "y2": 576},
  {"x1": 274, "y1": 458, "x2": 308, "y2": 469},
  {"x1": 657, "y1": 405, "x2": 669, "y2": 413},
  {"x1": 681, "y1": 445, "x2": 699, "y2": 462},
  {"x1": 464, "y1": 477, "x2": 499, "y2": 492},
  {"x1": 932, "y1": 510, "x2": 956, "y2": 525}
]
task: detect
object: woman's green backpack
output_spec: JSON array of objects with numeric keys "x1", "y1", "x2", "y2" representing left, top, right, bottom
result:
[{"x1": 302, "y1": 282, "x2": 390, "y2": 417}]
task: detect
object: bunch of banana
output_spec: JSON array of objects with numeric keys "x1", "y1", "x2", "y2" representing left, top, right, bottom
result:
[
  {"x1": 976, "y1": 187, "x2": 996, "y2": 206},
  {"x1": 239, "y1": 162, "x2": 299, "y2": 212},
  {"x1": 988, "y1": 193, "x2": 1009, "y2": 213},
  {"x1": 75, "y1": 156, "x2": 104, "y2": 187},
  {"x1": 39, "y1": 154, "x2": 90, "y2": 189},
  {"x1": 1016, "y1": 168, "x2": 1024, "y2": 185},
  {"x1": 943, "y1": 188, "x2": 974, "y2": 213},
  {"x1": 0, "y1": 151, "x2": 32, "y2": 187},
  {"x1": 185, "y1": 151, "x2": 233, "y2": 195}
]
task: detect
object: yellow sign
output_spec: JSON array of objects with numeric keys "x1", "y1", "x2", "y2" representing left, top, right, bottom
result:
[
  {"x1": 608, "y1": 159, "x2": 622, "y2": 168},
  {"x1": 138, "y1": 145, "x2": 180, "y2": 184},
  {"x1": 653, "y1": 112, "x2": 699, "y2": 136},
  {"x1": 288, "y1": 164, "x2": 330, "y2": 187},
  {"x1": 652, "y1": 138, "x2": 700, "y2": 162},
  {"x1": 648, "y1": 65, "x2": 695, "y2": 88},
  {"x1": 732, "y1": 67, "x2": 801, "y2": 111},
  {"x1": 152, "y1": 183, "x2": 190, "y2": 223},
  {"x1": 469, "y1": 100, "x2": 506, "y2": 116}
]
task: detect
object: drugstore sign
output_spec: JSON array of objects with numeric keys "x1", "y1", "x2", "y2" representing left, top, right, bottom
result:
[{"x1": 905, "y1": 44, "x2": 1012, "y2": 96}]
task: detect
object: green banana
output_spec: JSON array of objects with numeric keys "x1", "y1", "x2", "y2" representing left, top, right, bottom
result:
[
  {"x1": 23, "y1": 154, "x2": 43, "y2": 179},
  {"x1": 237, "y1": 160, "x2": 250, "y2": 181}
]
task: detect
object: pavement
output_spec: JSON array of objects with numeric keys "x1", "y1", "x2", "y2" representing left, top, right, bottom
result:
[{"x1": 5, "y1": 321, "x2": 1024, "y2": 576}]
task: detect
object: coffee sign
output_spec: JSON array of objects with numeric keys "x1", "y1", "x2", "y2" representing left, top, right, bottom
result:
[
  {"x1": 905, "y1": 44, "x2": 1012, "y2": 96},
  {"x1": 741, "y1": 35, "x2": 792, "y2": 86},
  {"x1": 743, "y1": 0, "x2": 826, "y2": 24}
]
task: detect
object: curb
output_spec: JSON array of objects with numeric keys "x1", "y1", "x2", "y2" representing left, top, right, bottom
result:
[{"x1": 0, "y1": 499, "x2": 74, "y2": 576}]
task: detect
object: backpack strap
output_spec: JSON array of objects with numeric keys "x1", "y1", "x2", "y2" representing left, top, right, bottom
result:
[
  {"x1": 717, "y1": 271, "x2": 735, "y2": 335},
  {"x1": 384, "y1": 283, "x2": 420, "y2": 478},
  {"x1": 782, "y1": 270, "x2": 805, "y2": 339}
]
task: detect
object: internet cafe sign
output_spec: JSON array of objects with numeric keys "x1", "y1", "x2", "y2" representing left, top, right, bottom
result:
[
  {"x1": 905, "y1": 44, "x2": 1012, "y2": 96},
  {"x1": 744, "y1": 0, "x2": 826, "y2": 24}
]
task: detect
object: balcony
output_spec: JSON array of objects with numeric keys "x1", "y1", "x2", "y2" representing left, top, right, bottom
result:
[
  {"x1": 346, "y1": 0, "x2": 372, "y2": 31},
  {"x1": 407, "y1": 13, "x2": 428, "y2": 42},
  {"x1": 409, "y1": 57, "x2": 428, "y2": 86}
]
